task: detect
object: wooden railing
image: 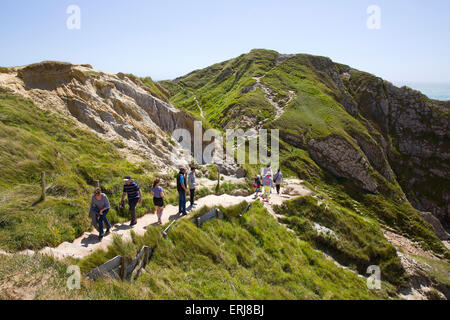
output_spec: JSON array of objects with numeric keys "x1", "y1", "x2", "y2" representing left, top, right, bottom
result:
[
  {"x1": 87, "y1": 246, "x2": 154, "y2": 281},
  {"x1": 190, "y1": 208, "x2": 223, "y2": 227},
  {"x1": 87, "y1": 204, "x2": 251, "y2": 282}
]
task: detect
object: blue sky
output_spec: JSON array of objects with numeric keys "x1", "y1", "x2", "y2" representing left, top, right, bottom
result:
[{"x1": 1, "y1": 0, "x2": 449, "y2": 84}]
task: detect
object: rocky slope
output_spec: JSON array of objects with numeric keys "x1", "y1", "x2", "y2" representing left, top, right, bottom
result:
[{"x1": 0, "y1": 61, "x2": 199, "y2": 170}]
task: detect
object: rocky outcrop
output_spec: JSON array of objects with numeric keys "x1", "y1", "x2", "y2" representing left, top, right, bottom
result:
[
  {"x1": 347, "y1": 71, "x2": 450, "y2": 228},
  {"x1": 299, "y1": 54, "x2": 449, "y2": 228},
  {"x1": 420, "y1": 212, "x2": 450, "y2": 240},
  {"x1": 0, "y1": 61, "x2": 204, "y2": 170},
  {"x1": 398, "y1": 252, "x2": 449, "y2": 300},
  {"x1": 307, "y1": 135, "x2": 378, "y2": 193}
]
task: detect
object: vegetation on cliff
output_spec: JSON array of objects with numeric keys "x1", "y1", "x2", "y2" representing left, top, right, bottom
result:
[
  {"x1": 0, "y1": 202, "x2": 396, "y2": 300},
  {"x1": 0, "y1": 88, "x2": 171, "y2": 251}
]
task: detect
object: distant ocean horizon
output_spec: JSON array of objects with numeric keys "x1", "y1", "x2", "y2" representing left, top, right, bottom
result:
[{"x1": 394, "y1": 82, "x2": 450, "y2": 101}]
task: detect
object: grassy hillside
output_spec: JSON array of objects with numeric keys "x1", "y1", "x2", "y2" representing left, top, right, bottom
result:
[
  {"x1": 160, "y1": 50, "x2": 280, "y2": 128},
  {"x1": 0, "y1": 88, "x2": 173, "y2": 251},
  {"x1": 159, "y1": 49, "x2": 449, "y2": 260},
  {"x1": 119, "y1": 73, "x2": 170, "y2": 103},
  {"x1": 0, "y1": 202, "x2": 397, "y2": 300},
  {"x1": 275, "y1": 196, "x2": 404, "y2": 285}
]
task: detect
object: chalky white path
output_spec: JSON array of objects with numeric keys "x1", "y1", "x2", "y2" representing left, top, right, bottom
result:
[{"x1": 33, "y1": 180, "x2": 311, "y2": 260}]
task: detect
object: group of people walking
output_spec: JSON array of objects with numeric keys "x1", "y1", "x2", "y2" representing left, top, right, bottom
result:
[
  {"x1": 89, "y1": 168, "x2": 198, "y2": 240},
  {"x1": 89, "y1": 165, "x2": 282, "y2": 240},
  {"x1": 253, "y1": 164, "x2": 284, "y2": 202}
]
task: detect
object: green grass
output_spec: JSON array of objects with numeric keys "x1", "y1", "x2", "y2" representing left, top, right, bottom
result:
[
  {"x1": 118, "y1": 73, "x2": 170, "y2": 103},
  {"x1": 276, "y1": 141, "x2": 448, "y2": 260},
  {"x1": 0, "y1": 201, "x2": 397, "y2": 300},
  {"x1": 82, "y1": 70, "x2": 100, "y2": 77},
  {"x1": 0, "y1": 252, "x2": 76, "y2": 300},
  {"x1": 0, "y1": 89, "x2": 166, "y2": 251},
  {"x1": 307, "y1": 174, "x2": 449, "y2": 259},
  {"x1": 206, "y1": 164, "x2": 218, "y2": 180},
  {"x1": 275, "y1": 196, "x2": 405, "y2": 286},
  {"x1": 77, "y1": 228, "x2": 162, "y2": 274},
  {"x1": 267, "y1": 55, "x2": 371, "y2": 140},
  {"x1": 139, "y1": 76, "x2": 170, "y2": 103},
  {"x1": 160, "y1": 49, "x2": 280, "y2": 128},
  {"x1": 160, "y1": 48, "x2": 449, "y2": 266},
  {"x1": 411, "y1": 254, "x2": 450, "y2": 288}
]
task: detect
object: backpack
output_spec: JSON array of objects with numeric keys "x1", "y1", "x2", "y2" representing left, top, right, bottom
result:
[
  {"x1": 262, "y1": 175, "x2": 272, "y2": 186},
  {"x1": 274, "y1": 173, "x2": 280, "y2": 183},
  {"x1": 176, "y1": 173, "x2": 184, "y2": 192}
]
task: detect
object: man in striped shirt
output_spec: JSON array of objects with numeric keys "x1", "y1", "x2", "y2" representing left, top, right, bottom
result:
[{"x1": 120, "y1": 176, "x2": 142, "y2": 226}]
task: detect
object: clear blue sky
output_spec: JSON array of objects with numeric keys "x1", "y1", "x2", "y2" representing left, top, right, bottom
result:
[{"x1": 1, "y1": 0, "x2": 449, "y2": 83}]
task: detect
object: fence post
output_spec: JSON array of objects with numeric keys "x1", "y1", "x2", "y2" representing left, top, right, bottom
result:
[
  {"x1": 143, "y1": 247, "x2": 150, "y2": 265},
  {"x1": 196, "y1": 217, "x2": 201, "y2": 228},
  {"x1": 215, "y1": 208, "x2": 220, "y2": 219},
  {"x1": 213, "y1": 165, "x2": 221, "y2": 193},
  {"x1": 95, "y1": 180, "x2": 100, "y2": 188},
  {"x1": 41, "y1": 172, "x2": 46, "y2": 201},
  {"x1": 120, "y1": 256, "x2": 128, "y2": 280}
]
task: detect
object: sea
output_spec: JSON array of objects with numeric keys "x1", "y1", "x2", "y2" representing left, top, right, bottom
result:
[{"x1": 394, "y1": 82, "x2": 450, "y2": 101}]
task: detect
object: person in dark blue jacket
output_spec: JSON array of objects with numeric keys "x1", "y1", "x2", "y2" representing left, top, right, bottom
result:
[
  {"x1": 120, "y1": 176, "x2": 142, "y2": 226},
  {"x1": 176, "y1": 168, "x2": 188, "y2": 216}
]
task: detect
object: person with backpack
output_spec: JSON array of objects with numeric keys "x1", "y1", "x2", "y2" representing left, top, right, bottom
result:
[
  {"x1": 177, "y1": 168, "x2": 188, "y2": 216},
  {"x1": 120, "y1": 176, "x2": 142, "y2": 227},
  {"x1": 274, "y1": 168, "x2": 284, "y2": 195},
  {"x1": 151, "y1": 178, "x2": 165, "y2": 225},
  {"x1": 253, "y1": 175, "x2": 262, "y2": 198},
  {"x1": 188, "y1": 167, "x2": 197, "y2": 207},
  {"x1": 90, "y1": 187, "x2": 112, "y2": 241}
]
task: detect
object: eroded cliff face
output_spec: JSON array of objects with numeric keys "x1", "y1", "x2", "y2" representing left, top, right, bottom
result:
[
  {"x1": 307, "y1": 135, "x2": 379, "y2": 193},
  {"x1": 280, "y1": 54, "x2": 448, "y2": 229},
  {"x1": 0, "y1": 61, "x2": 198, "y2": 170},
  {"x1": 345, "y1": 71, "x2": 449, "y2": 229},
  {"x1": 241, "y1": 53, "x2": 448, "y2": 230}
]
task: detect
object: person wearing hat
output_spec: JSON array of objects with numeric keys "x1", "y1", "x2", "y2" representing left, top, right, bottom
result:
[{"x1": 120, "y1": 176, "x2": 142, "y2": 226}]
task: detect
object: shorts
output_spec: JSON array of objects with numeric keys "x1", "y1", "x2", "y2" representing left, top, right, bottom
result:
[{"x1": 153, "y1": 197, "x2": 164, "y2": 207}]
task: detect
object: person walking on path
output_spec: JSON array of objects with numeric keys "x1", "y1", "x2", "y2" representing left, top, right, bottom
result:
[
  {"x1": 261, "y1": 164, "x2": 273, "y2": 202},
  {"x1": 151, "y1": 178, "x2": 165, "y2": 225},
  {"x1": 177, "y1": 168, "x2": 188, "y2": 216},
  {"x1": 253, "y1": 175, "x2": 262, "y2": 198},
  {"x1": 188, "y1": 167, "x2": 197, "y2": 207},
  {"x1": 261, "y1": 163, "x2": 273, "y2": 179},
  {"x1": 90, "y1": 188, "x2": 112, "y2": 241},
  {"x1": 274, "y1": 168, "x2": 284, "y2": 195},
  {"x1": 121, "y1": 176, "x2": 142, "y2": 227}
]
